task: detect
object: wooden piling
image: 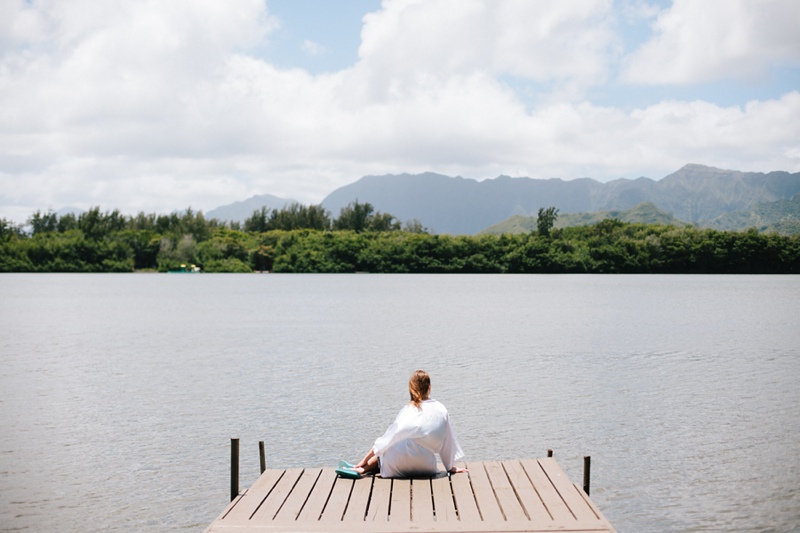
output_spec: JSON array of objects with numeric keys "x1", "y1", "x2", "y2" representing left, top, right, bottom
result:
[
  {"x1": 230, "y1": 438, "x2": 239, "y2": 502},
  {"x1": 547, "y1": 448, "x2": 553, "y2": 457},
  {"x1": 583, "y1": 455, "x2": 591, "y2": 495},
  {"x1": 259, "y1": 440, "x2": 266, "y2": 474}
]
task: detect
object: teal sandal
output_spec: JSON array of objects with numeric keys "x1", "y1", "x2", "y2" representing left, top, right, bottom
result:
[{"x1": 335, "y1": 466, "x2": 361, "y2": 479}]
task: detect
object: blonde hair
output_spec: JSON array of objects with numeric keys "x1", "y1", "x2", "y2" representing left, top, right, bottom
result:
[{"x1": 408, "y1": 370, "x2": 431, "y2": 409}]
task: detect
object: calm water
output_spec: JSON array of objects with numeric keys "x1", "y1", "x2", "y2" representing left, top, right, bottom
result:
[{"x1": 1, "y1": 274, "x2": 798, "y2": 532}]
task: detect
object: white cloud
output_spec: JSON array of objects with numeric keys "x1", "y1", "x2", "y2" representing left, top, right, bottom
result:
[
  {"x1": 302, "y1": 39, "x2": 326, "y2": 56},
  {"x1": 0, "y1": 0, "x2": 798, "y2": 223},
  {"x1": 0, "y1": 0, "x2": 279, "y2": 199},
  {"x1": 622, "y1": 0, "x2": 800, "y2": 84},
  {"x1": 357, "y1": 0, "x2": 615, "y2": 99}
]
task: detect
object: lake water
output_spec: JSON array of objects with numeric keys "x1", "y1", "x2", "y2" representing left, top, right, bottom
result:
[{"x1": 1, "y1": 274, "x2": 798, "y2": 532}]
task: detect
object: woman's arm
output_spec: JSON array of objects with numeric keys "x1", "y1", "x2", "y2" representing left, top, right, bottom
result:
[
  {"x1": 439, "y1": 411, "x2": 466, "y2": 472},
  {"x1": 355, "y1": 448, "x2": 376, "y2": 469},
  {"x1": 372, "y1": 405, "x2": 419, "y2": 455}
]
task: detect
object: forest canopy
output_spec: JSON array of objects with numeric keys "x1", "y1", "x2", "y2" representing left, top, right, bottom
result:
[{"x1": 1, "y1": 203, "x2": 798, "y2": 274}]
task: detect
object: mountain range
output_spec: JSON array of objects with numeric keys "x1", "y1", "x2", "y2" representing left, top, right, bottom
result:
[
  {"x1": 209, "y1": 164, "x2": 800, "y2": 235},
  {"x1": 206, "y1": 193, "x2": 297, "y2": 222}
]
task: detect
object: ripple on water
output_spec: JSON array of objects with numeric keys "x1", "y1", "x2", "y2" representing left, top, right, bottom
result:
[{"x1": 0, "y1": 274, "x2": 798, "y2": 532}]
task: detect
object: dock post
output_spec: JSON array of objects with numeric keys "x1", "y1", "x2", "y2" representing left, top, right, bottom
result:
[
  {"x1": 259, "y1": 440, "x2": 266, "y2": 474},
  {"x1": 547, "y1": 449, "x2": 553, "y2": 457},
  {"x1": 230, "y1": 438, "x2": 240, "y2": 502},
  {"x1": 583, "y1": 456, "x2": 591, "y2": 496}
]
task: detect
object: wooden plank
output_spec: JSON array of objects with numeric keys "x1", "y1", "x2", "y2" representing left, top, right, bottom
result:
[
  {"x1": 249, "y1": 469, "x2": 290, "y2": 492},
  {"x1": 250, "y1": 468, "x2": 304, "y2": 522},
  {"x1": 450, "y1": 470, "x2": 482, "y2": 523},
  {"x1": 343, "y1": 476, "x2": 373, "y2": 522},
  {"x1": 466, "y1": 462, "x2": 505, "y2": 523},
  {"x1": 520, "y1": 459, "x2": 573, "y2": 523},
  {"x1": 389, "y1": 478, "x2": 411, "y2": 523},
  {"x1": 273, "y1": 469, "x2": 322, "y2": 522},
  {"x1": 502, "y1": 460, "x2": 552, "y2": 523},
  {"x1": 209, "y1": 489, "x2": 246, "y2": 524},
  {"x1": 572, "y1": 483, "x2": 616, "y2": 532},
  {"x1": 366, "y1": 475, "x2": 391, "y2": 522},
  {"x1": 219, "y1": 469, "x2": 284, "y2": 525},
  {"x1": 206, "y1": 459, "x2": 616, "y2": 532},
  {"x1": 484, "y1": 461, "x2": 528, "y2": 522},
  {"x1": 296, "y1": 468, "x2": 337, "y2": 521},
  {"x1": 431, "y1": 475, "x2": 457, "y2": 522},
  {"x1": 538, "y1": 458, "x2": 598, "y2": 523},
  {"x1": 319, "y1": 476, "x2": 352, "y2": 522},
  {"x1": 411, "y1": 478, "x2": 435, "y2": 522}
]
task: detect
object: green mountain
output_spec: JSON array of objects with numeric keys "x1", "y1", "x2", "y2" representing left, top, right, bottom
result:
[
  {"x1": 699, "y1": 194, "x2": 800, "y2": 235},
  {"x1": 319, "y1": 164, "x2": 800, "y2": 235},
  {"x1": 479, "y1": 202, "x2": 686, "y2": 235}
]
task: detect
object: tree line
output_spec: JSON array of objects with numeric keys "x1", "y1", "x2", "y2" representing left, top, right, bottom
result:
[{"x1": 1, "y1": 204, "x2": 798, "y2": 273}]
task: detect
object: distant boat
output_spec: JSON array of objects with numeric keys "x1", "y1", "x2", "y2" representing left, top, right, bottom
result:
[{"x1": 168, "y1": 263, "x2": 202, "y2": 273}]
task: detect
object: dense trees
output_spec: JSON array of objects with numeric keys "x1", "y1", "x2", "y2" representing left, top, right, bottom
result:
[
  {"x1": 1, "y1": 206, "x2": 798, "y2": 273},
  {"x1": 332, "y1": 200, "x2": 401, "y2": 232},
  {"x1": 244, "y1": 203, "x2": 331, "y2": 232}
]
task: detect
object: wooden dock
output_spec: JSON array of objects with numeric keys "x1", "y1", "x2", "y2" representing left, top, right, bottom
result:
[{"x1": 205, "y1": 458, "x2": 616, "y2": 532}]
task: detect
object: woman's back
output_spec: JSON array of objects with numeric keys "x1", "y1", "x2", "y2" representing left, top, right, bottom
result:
[{"x1": 373, "y1": 399, "x2": 464, "y2": 478}]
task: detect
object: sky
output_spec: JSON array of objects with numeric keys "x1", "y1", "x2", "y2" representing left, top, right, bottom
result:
[{"x1": 1, "y1": 0, "x2": 799, "y2": 223}]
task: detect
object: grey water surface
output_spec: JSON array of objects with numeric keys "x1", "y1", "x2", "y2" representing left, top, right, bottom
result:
[{"x1": 1, "y1": 274, "x2": 798, "y2": 532}]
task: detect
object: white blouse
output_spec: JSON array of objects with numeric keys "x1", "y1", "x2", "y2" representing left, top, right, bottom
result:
[{"x1": 372, "y1": 399, "x2": 465, "y2": 478}]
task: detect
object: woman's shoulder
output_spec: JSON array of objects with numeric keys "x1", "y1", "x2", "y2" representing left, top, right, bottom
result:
[
  {"x1": 422, "y1": 399, "x2": 448, "y2": 412},
  {"x1": 403, "y1": 399, "x2": 446, "y2": 411}
]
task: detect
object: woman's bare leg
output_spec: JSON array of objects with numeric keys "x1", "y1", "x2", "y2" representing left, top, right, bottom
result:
[{"x1": 354, "y1": 449, "x2": 379, "y2": 475}]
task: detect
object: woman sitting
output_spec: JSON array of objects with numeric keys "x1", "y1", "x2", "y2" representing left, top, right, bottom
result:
[{"x1": 342, "y1": 370, "x2": 466, "y2": 478}]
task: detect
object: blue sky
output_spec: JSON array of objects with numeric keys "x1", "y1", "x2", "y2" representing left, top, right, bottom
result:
[
  {"x1": 1, "y1": 0, "x2": 798, "y2": 222},
  {"x1": 262, "y1": 0, "x2": 381, "y2": 73}
]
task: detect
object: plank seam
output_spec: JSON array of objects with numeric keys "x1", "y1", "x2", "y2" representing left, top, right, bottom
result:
[
  {"x1": 573, "y1": 483, "x2": 601, "y2": 520},
  {"x1": 538, "y1": 460, "x2": 577, "y2": 520},
  {"x1": 483, "y1": 463, "x2": 507, "y2": 521},
  {"x1": 430, "y1": 478, "x2": 437, "y2": 520},
  {"x1": 502, "y1": 461, "x2": 531, "y2": 521},
  {"x1": 360, "y1": 475, "x2": 376, "y2": 522},
  {"x1": 520, "y1": 460, "x2": 554, "y2": 521},
  {"x1": 409, "y1": 478, "x2": 414, "y2": 522},
  {"x1": 448, "y1": 473, "x2": 461, "y2": 521},
  {"x1": 220, "y1": 488, "x2": 248, "y2": 520},
  {"x1": 290, "y1": 468, "x2": 323, "y2": 521},
  {"x1": 316, "y1": 472, "x2": 341, "y2": 521},
  {"x1": 387, "y1": 479, "x2": 393, "y2": 520},
  {"x1": 466, "y1": 467, "x2": 484, "y2": 521},
  {"x1": 271, "y1": 469, "x2": 306, "y2": 520},
  {"x1": 249, "y1": 470, "x2": 286, "y2": 520},
  {"x1": 270, "y1": 469, "x2": 305, "y2": 520},
  {"x1": 338, "y1": 478, "x2": 356, "y2": 521}
]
